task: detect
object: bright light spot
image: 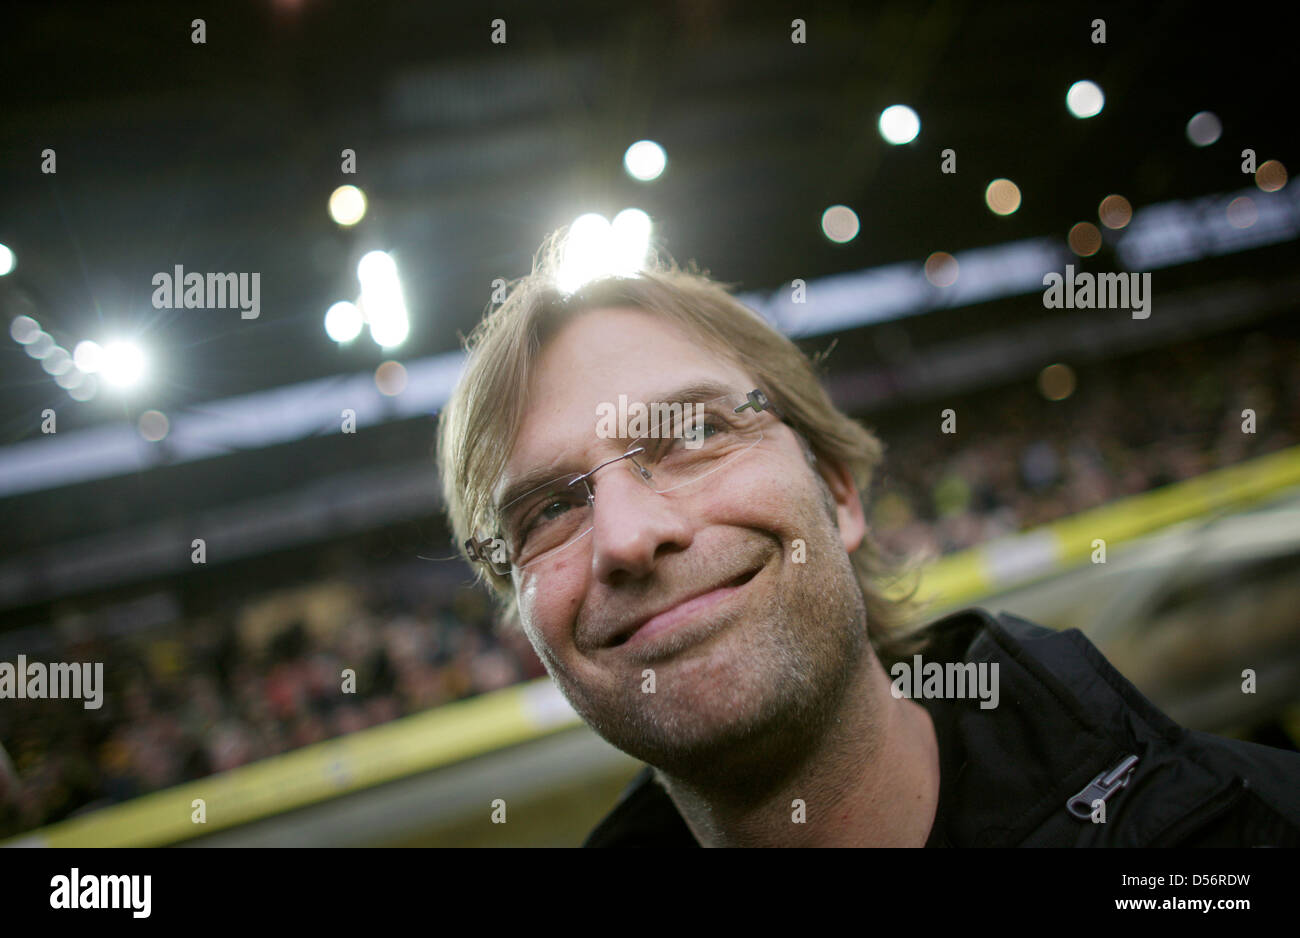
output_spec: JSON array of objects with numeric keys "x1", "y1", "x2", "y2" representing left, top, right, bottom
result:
[
  {"x1": 612, "y1": 207, "x2": 651, "y2": 240},
  {"x1": 557, "y1": 213, "x2": 612, "y2": 294},
  {"x1": 1256, "y1": 160, "x2": 1288, "y2": 193},
  {"x1": 329, "y1": 185, "x2": 367, "y2": 226},
  {"x1": 55, "y1": 367, "x2": 86, "y2": 389},
  {"x1": 624, "y1": 140, "x2": 667, "y2": 181},
  {"x1": 1038, "y1": 363, "x2": 1076, "y2": 401},
  {"x1": 1068, "y1": 222, "x2": 1103, "y2": 257},
  {"x1": 0, "y1": 243, "x2": 14, "y2": 276},
  {"x1": 878, "y1": 105, "x2": 920, "y2": 144},
  {"x1": 1066, "y1": 80, "x2": 1104, "y2": 119},
  {"x1": 555, "y1": 211, "x2": 653, "y2": 293},
  {"x1": 1186, "y1": 111, "x2": 1222, "y2": 147},
  {"x1": 41, "y1": 347, "x2": 72, "y2": 376},
  {"x1": 924, "y1": 252, "x2": 959, "y2": 287},
  {"x1": 138, "y1": 410, "x2": 170, "y2": 442},
  {"x1": 100, "y1": 341, "x2": 147, "y2": 388},
  {"x1": 374, "y1": 360, "x2": 408, "y2": 397},
  {"x1": 357, "y1": 249, "x2": 396, "y2": 283},
  {"x1": 24, "y1": 331, "x2": 55, "y2": 359},
  {"x1": 10, "y1": 315, "x2": 39, "y2": 344},
  {"x1": 1226, "y1": 196, "x2": 1257, "y2": 228},
  {"x1": 367, "y1": 310, "x2": 409, "y2": 348},
  {"x1": 1098, "y1": 194, "x2": 1133, "y2": 230},
  {"x1": 612, "y1": 208, "x2": 652, "y2": 271},
  {"x1": 985, "y1": 179, "x2": 1022, "y2": 215},
  {"x1": 69, "y1": 374, "x2": 98, "y2": 401},
  {"x1": 357, "y1": 250, "x2": 410, "y2": 348},
  {"x1": 821, "y1": 205, "x2": 860, "y2": 243},
  {"x1": 73, "y1": 340, "x2": 103, "y2": 373},
  {"x1": 324, "y1": 301, "x2": 363, "y2": 343},
  {"x1": 878, "y1": 103, "x2": 920, "y2": 144}
]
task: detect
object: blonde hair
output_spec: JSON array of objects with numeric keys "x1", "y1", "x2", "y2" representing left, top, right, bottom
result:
[{"x1": 436, "y1": 231, "x2": 932, "y2": 664}]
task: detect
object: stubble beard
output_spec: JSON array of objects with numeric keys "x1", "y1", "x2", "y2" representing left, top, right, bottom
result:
[{"x1": 577, "y1": 517, "x2": 873, "y2": 801}]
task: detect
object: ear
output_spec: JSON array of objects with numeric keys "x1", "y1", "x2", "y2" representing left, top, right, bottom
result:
[{"x1": 815, "y1": 455, "x2": 867, "y2": 554}]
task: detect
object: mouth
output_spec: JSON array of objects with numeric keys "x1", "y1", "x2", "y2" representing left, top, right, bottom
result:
[{"x1": 606, "y1": 564, "x2": 763, "y2": 649}]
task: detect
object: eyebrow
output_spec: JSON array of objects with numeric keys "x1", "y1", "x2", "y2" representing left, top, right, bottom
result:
[{"x1": 491, "y1": 379, "x2": 739, "y2": 519}]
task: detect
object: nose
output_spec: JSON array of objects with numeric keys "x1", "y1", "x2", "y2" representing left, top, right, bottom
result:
[{"x1": 588, "y1": 463, "x2": 695, "y2": 584}]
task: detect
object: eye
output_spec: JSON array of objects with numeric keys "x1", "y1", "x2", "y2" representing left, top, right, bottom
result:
[
  {"x1": 520, "y1": 490, "x2": 585, "y2": 537},
  {"x1": 697, "y1": 419, "x2": 722, "y2": 440},
  {"x1": 677, "y1": 417, "x2": 725, "y2": 447},
  {"x1": 539, "y1": 499, "x2": 573, "y2": 521}
]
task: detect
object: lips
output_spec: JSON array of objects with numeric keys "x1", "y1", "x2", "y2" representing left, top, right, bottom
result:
[{"x1": 601, "y1": 564, "x2": 763, "y2": 649}]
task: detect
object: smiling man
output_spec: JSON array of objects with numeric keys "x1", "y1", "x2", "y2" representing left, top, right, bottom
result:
[{"x1": 436, "y1": 232, "x2": 1300, "y2": 847}]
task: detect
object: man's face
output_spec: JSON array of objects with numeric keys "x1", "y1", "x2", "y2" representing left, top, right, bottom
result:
[{"x1": 500, "y1": 307, "x2": 871, "y2": 782}]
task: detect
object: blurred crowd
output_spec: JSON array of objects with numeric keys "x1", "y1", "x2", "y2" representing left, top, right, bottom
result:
[
  {"x1": 871, "y1": 331, "x2": 1299, "y2": 561},
  {"x1": 0, "y1": 571, "x2": 545, "y2": 839},
  {"x1": 2, "y1": 328, "x2": 1297, "y2": 839}
]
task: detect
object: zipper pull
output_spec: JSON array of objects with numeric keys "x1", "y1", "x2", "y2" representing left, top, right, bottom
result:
[{"x1": 1067, "y1": 754, "x2": 1139, "y2": 819}]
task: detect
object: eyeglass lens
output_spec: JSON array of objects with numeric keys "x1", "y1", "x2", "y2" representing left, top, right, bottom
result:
[{"x1": 498, "y1": 392, "x2": 766, "y2": 569}]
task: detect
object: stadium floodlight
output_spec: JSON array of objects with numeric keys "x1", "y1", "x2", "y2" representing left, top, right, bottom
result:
[
  {"x1": 100, "y1": 341, "x2": 147, "y2": 389},
  {"x1": 329, "y1": 185, "x2": 367, "y2": 226},
  {"x1": 624, "y1": 141, "x2": 667, "y2": 181},
  {"x1": 556, "y1": 211, "x2": 653, "y2": 293},
  {"x1": 325, "y1": 301, "x2": 364, "y2": 343},
  {"x1": 878, "y1": 105, "x2": 920, "y2": 144},
  {"x1": 1066, "y1": 80, "x2": 1104, "y2": 118},
  {"x1": 358, "y1": 251, "x2": 410, "y2": 349}
]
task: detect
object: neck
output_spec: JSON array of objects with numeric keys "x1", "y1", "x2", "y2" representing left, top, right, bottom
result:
[{"x1": 658, "y1": 652, "x2": 940, "y2": 847}]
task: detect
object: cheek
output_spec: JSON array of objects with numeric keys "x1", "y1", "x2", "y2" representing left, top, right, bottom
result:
[
  {"x1": 724, "y1": 452, "x2": 818, "y2": 533},
  {"x1": 516, "y1": 565, "x2": 584, "y2": 648}
]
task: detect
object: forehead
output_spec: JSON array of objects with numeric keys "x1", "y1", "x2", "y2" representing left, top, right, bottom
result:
[{"x1": 496, "y1": 306, "x2": 754, "y2": 498}]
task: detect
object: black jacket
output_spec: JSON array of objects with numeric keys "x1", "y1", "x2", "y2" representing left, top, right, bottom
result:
[{"x1": 583, "y1": 607, "x2": 1300, "y2": 846}]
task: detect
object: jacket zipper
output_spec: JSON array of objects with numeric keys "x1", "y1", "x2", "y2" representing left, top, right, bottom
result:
[{"x1": 1066, "y1": 753, "x2": 1139, "y2": 819}]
